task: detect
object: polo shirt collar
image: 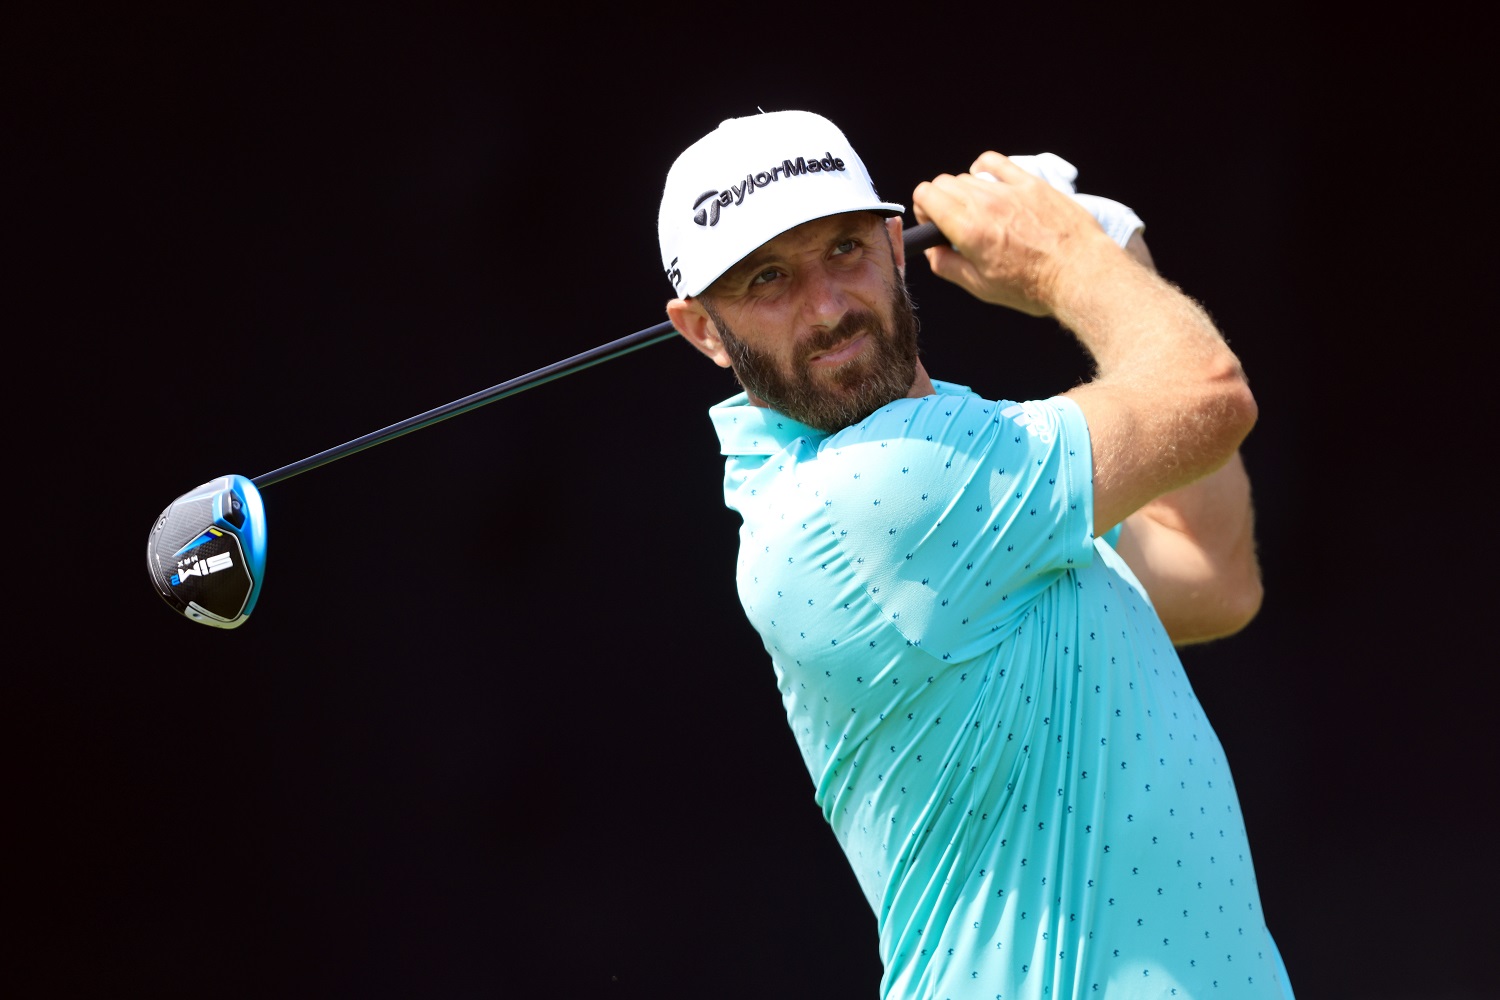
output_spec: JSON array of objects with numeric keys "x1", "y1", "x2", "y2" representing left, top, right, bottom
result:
[
  {"x1": 708, "y1": 380, "x2": 977, "y2": 458},
  {"x1": 708, "y1": 393, "x2": 826, "y2": 457}
]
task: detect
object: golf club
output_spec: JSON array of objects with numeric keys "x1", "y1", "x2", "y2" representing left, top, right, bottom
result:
[{"x1": 146, "y1": 221, "x2": 948, "y2": 628}]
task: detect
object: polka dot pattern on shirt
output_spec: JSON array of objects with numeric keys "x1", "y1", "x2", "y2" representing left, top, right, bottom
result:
[{"x1": 711, "y1": 384, "x2": 1293, "y2": 1000}]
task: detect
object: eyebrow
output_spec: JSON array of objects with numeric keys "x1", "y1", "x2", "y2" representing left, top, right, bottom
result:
[
  {"x1": 720, "y1": 250, "x2": 780, "y2": 287},
  {"x1": 717, "y1": 219, "x2": 880, "y2": 290}
]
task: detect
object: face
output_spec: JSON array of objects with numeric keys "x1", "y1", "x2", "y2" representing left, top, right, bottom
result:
[{"x1": 692, "y1": 213, "x2": 921, "y2": 433}]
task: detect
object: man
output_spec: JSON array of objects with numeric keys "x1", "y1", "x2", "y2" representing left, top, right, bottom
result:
[{"x1": 659, "y1": 110, "x2": 1290, "y2": 998}]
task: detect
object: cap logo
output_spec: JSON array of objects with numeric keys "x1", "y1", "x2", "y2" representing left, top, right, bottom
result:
[
  {"x1": 692, "y1": 191, "x2": 722, "y2": 228},
  {"x1": 689, "y1": 152, "x2": 848, "y2": 229}
]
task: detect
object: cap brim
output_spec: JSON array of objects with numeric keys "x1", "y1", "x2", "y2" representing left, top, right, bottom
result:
[{"x1": 683, "y1": 200, "x2": 907, "y2": 297}]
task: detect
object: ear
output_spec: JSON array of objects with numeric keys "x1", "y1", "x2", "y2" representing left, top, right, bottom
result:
[
  {"x1": 885, "y1": 215, "x2": 906, "y2": 277},
  {"x1": 667, "y1": 297, "x2": 732, "y2": 369}
]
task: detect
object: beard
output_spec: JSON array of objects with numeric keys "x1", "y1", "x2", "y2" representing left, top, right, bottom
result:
[{"x1": 705, "y1": 278, "x2": 921, "y2": 434}]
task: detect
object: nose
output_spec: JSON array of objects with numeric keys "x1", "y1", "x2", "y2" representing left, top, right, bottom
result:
[{"x1": 798, "y1": 262, "x2": 849, "y2": 330}]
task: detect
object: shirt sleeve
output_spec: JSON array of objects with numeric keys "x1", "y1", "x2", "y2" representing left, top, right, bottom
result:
[{"x1": 817, "y1": 392, "x2": 1095, "y2": 662}]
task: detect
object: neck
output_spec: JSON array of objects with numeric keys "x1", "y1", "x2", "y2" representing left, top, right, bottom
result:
[{"x1": 906, "y1": 359, "x2": 935, "y2": 399}]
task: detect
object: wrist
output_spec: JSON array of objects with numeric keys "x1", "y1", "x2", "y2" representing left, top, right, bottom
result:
[{"x1": 1040, "y1": 230, "x2": 1138, "y2": 320}]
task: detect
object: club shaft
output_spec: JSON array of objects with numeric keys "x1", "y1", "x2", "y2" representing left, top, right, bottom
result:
[
  {"x1": 252, "y1": 220, "x2": 947, "y2": 489},
  {"x1": 251, "y1": 322, "x2": 677, "y2": 488}
]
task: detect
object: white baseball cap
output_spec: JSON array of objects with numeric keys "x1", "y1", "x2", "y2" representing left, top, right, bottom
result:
[{"x1": 658, "y1": 111, "x2": 905, "y2": 298}]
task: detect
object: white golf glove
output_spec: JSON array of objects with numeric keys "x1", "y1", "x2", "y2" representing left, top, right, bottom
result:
[{"x1": 978, "y1": 153, "x2": 1144, "y2": 249}]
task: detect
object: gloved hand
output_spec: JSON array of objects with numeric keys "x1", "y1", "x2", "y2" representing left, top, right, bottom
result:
[{"x1": 978, "y1": 153, "x2": 1144, "y2": 249}]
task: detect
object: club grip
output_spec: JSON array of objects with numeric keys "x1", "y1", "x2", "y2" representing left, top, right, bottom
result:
[{"x1": 902, "y1": 220, "x2": 948, "y2": 254}]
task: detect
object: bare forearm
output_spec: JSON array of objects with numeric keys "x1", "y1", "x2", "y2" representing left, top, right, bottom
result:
[
  {"x1": 1057, "y1": 243, "x2": 1255, "y2": 495},
  {"x1": 1056, "y1": 230, "x2": 1256, "y2": 533},
  {"x1": 911, "y1": 154, "x2": 1257, "y2": 532},
  {"x1": 1051, "y1": 240, "x2": 1233, "y2": 382}
]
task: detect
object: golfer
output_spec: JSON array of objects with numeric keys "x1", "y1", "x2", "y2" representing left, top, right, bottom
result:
[{"x1": 659, "y1": 110, "x2": 1291, "y2": 999}]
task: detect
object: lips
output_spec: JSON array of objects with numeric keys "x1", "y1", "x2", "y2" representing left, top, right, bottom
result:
[{"x1": 807, "y1": 332, "x2": 868, "y2": 367}]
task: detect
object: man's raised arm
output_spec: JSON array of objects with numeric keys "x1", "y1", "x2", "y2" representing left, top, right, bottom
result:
[
  {"x1": 1108, "y1": 231, "x2": 1262, "y2": 644},
  {"x1": 912, "y1": 153, "x2": 1260, "y2": 640}
]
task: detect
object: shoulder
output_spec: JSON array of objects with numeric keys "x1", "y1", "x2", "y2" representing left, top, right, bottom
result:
[
  {"x1": 798, "y1": 392, "x2": 1082, "y2": 533},
  {"x1": 819, "y1": 390, "x2": 1086, "y2": 478}
]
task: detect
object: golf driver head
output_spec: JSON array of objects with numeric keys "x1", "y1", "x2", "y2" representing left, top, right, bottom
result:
[{"x1": 147, "y1": 474, "x2": 267, "y2": 628}]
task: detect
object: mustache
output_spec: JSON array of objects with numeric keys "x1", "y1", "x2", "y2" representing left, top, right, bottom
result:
[{"x1": 797, "y1": 310, "x2": 879, "y2": 361}]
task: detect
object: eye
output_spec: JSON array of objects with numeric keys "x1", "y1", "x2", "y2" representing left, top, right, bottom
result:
[
  {"x1": 832, "y1": 238, "x2": 859, "y2": 256},
  {"x1": 750, "y1": 268, "x2": 781, "y2": 287}
]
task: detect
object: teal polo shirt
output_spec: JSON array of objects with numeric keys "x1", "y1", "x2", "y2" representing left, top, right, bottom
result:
[{"x1": 710, "y1": 381, "x2": 1293, "y2": 999}]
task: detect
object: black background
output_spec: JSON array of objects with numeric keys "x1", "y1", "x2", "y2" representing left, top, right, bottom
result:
[{"x1": 13, "y1": 7, "x2": 1495, "y2": 999}]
